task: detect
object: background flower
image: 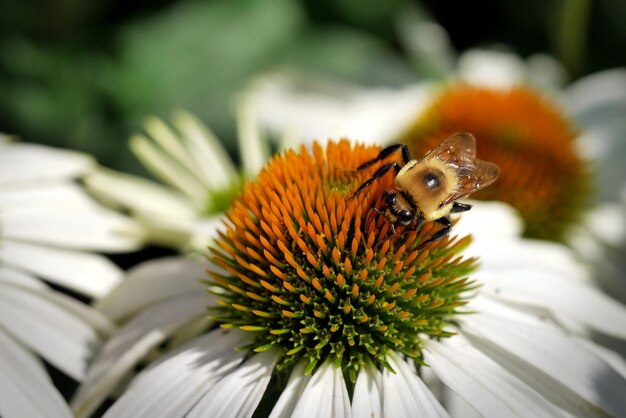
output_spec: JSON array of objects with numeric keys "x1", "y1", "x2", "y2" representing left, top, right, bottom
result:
[{"x1": 84, "y1": 105, "x2": 270, "y2": 252}]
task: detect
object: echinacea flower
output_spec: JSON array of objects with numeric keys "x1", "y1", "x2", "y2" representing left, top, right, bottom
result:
[
  {"x1": 0, "y1": 138, "x2": 136, "y2": 417},
  {"x1": 72, "y1": 141, "x2": 626, "y2": 417},
  {"x1": 85, "y1": 105, "x2": 271, "y2": 252}
]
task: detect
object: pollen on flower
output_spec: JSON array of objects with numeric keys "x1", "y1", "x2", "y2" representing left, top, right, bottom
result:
[
  {"x1": 401, "y1": 85, "x2": 589, "y2": 241},
  {"x1": 208, "y1": 140, "x2": 477, "y2": 381}
]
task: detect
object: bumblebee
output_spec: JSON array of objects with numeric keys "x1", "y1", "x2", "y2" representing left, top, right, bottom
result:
[{"x1": 351, "y1": 132, "x2": 500, "y2": 245}]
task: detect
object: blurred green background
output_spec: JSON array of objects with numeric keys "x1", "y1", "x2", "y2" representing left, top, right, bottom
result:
[{"x1": 1, "y1": 0, "x2": 624, "y2": 174}]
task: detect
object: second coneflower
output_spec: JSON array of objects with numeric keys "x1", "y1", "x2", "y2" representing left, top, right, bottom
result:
[{"x1": 400, "y1": 85, "x2": 590, "y2": 241}]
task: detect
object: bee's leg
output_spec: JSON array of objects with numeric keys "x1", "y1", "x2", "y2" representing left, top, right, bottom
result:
[
  {"x1": 413, "y1": 216, "x2": 425, "y2": 233},
  {"x1": 418, "y1": 217, "x2": 451, "y2": 249},
  {"x1": 350, "y1": 162, "x2": 402, "y2": 199},
  {"x1": 355, "y1": 144, "x2": 412, "y2": 171},
  {"x1": 451, "y1": 202, "x2": 472, "y2": 213}
]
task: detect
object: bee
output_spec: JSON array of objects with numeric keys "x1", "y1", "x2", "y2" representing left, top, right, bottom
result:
[{"x1": 351, "y1": 132, "x2": 500, "y2": 246}]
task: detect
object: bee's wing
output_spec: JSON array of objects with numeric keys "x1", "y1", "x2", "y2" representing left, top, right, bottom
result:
[
  {"x1": 445, "y1": 158, "x2": 500, "y2": 204},
  {"x1": 422, "y1": 132, "x2": 477, "y2": 176}
]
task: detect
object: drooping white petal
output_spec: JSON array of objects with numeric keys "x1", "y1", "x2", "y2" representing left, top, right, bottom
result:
[
  {"x1": 462, "y1": 297, "x2": 626, "y2": 417},
  {"x1": 96, "y1": 256, "x2": 209, "y2": 321},
  {"x1": 268, "y1": 362, "x2": 311, "y2": 418},
  {"x1": 425, "y1": 337, "x2": 566, "y2": 418},
  {"x1": 97, "y1": 330, "x2": 250, "y2": 418},
  {"x1": 290, "y1": 359, "x2": 351, "y2": 418},
  {"x1": 352, "y1": 362, "x2": 384, "y2": 418},
  {"x1": 0, "y1": 267, "x2": 115, "y2": 335},
  {"x1": 0, "y1": 265, "x2": 48, "y2": 290},
  {"x1": 3, "y1": 207, "x2": 143, "y2": 252},
  {"x1": 71, "y1": 294, "x2": 211, "y2": 418},
  {"x1": 0, "y1": 240, "x2": 122, "y2": 298},
  {"x1": 574, "y1": 337, "x2": 626, "y2": 380},
  {"x1": 174, "y1": 111, "x2": 237, "y2": 191},
  {"x1": 130, "y1": 134, "x2": 206, "y2": 206},
  {"x1": 0, "y1": 182, "x2": 98, "y2": 213},
  {"x1": 187, "y1": 350, "x2": 278, "y2": 418},
  {"x1": 383, "y1": 352, "x2": 449, "y2": 418},
  {"x1": 476, "y1": 267, "x2": 626, "y2": 338},
  {"x1": 444, "y1": 390, "x2": 482, "y2": 418},
  {"x1": 0, "y1": 328, "x2": 73, "y2": 418},
  {"x1": 84, "y1": 167, "x2": 196, "y2": 221},
  {"x1": 0, "y1": 283, "x2": 102, "y2": 381},
  {"x1": 0, "y1": 143, "x2": 92, "y2": 184}
]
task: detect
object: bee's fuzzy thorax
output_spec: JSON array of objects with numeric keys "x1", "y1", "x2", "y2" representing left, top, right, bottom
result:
[{"x1": 395, "y1": 157, "x2": 459, "y2": 220}]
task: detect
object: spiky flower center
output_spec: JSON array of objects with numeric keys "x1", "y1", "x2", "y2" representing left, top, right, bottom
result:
[
  {"x1": 401, "y1": 85, "x2": 589, "y2": 241},
  {"x1": 209, "y1": 140, "x2": 476, "y2": 380}
]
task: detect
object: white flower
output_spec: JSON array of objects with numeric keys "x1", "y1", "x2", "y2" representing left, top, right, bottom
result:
[
  {"x1": 84, "y1": 104, "x2": 272, "y2": 252},
  {"x1": 0, "y1": 138, "x2": 133, "y2": 417},
  {"x1": 70, "y1": 203, "x2": 626, "y2": 417}
]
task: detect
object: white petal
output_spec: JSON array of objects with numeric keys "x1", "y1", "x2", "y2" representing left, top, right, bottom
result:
[
  {"x1": 476, "y1": 268, "x2": 626, "y2": 338},
  {"x1": 247, "y1": 73, "x2": 429, "y2": 145},
  {"x1": 457, "y1": 49, "x2": 527, "y2": 88},
  {"x1": 96, "y1": 256, "x2": 209, "y2": 321},
  {"x1": 453, "y1": 200, "x2": 523, "y2": 242},
  {"x1": 268, "y1": 362, "x2": 311, "y2": 418},
  {"x1": 237, "y1": 97, "x2": 270, "y2": 176},
  {"x1": 187, "y1": 350, "x2": 278, "y2": 418},
  {"x1": 425, "y1": 337, "x2": 566, "y2": 418},
  {"x1": 471, "y1": 239, "x2": 590, "y2": 284},
  {"x1": 143, "y1": 116, "x2": 198, "y2": 175},
  {"x1": 0, "y1": 265, "x2": 48, "y2": 290},
  {"x1": 84, "y1": 166, "x2": 196, "y2": 220},
  {"x1": 291, "y1": 359, "x2": 351, "y2": 418},
  {"x1": 574, "y1": 338, "x2": 626, "y2": 380},
  {"x1": 0, "y1": 182, "x2": 98, "y2": 213},
  {"x1": 3, "y1": 206, "x2": 143, "y2": 252},
  {"x1": 444, "y1": 389, "x2": 482, "y2": 418},
  {"x1": 462, "y1": 297, "x2": 626, "y2": 417},
  {"x1": 130, "y1": 134, "x2": 206, "y2": 205},
  {"x1": 185, "y1": 216, "x2": 224, "y2": 252},
  {"x1": 0, "y1": 283, "x2": 103, "y2": 381},
  {"x1": 0, "y1": 328, "x2": 73, "y2": 418},
  {"x1": 0, "y1": 143, "x2": 92, "y2": 185},
  {"x1": 382, "y1": 352, "x2": 449, "y2": 418},
  {"x1": 71, "y1": 294, "x2": 211, "y2": 418},
  {"x1": 174, "y1": 111, "x2": 237, "y2": 190},
  {"x1": 0, "y1": 267, "x2": 115, "y2": 335},
  {"x1": 566, "y1": 68, "x2": 626, "y2": 116},
  {"x1": 352, "y1": 362, "x2": 383, "y2": 418},
  {"x1": 98, "y1": 330, "x2": 250, "y2": 418},
  {"x1": 0, "y1": 240, "x2": 122, "y2": 298}
]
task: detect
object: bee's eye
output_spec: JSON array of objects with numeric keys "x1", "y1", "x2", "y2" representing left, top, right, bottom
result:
[
  {"x1": 398, "y1": 210, "x2": 412, "y2": 222},
  {"x1": 423, "y1": 172, "x2": 441, "y2": 190},
  {"x1": 384, "y1": 192, "x2": 396, "y2": 205}
]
